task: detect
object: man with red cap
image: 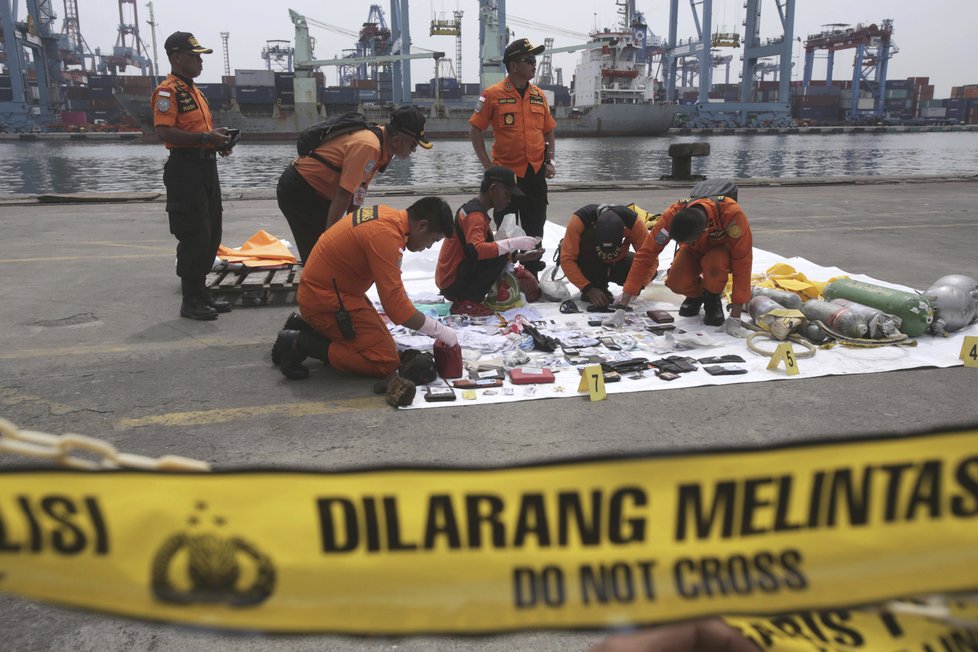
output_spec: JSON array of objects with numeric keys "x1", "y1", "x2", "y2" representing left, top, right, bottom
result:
[
  {"x1": 469, "y1": 38, "x2": 556, "y2": 277},
  {"x1": 152, "y1": 31, "x2": 235, "y2": 320}
]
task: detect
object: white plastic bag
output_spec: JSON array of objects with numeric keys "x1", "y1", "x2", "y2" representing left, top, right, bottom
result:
[
  {"x1": 495, "y1": 213, "x2": 526, "y2": 240},
  {"x1": 539, "y1": 264, "x2": 571, "y2": 302}
]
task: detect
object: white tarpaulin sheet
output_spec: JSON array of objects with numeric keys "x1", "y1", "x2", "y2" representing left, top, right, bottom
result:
[{"x1": 364, "y1": 222, "x2": 975, "y2": 409}]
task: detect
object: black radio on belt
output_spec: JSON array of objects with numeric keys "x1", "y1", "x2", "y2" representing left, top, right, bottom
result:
[{"x1": 332, "y1": 278, "x2": 356, "y2": 340}]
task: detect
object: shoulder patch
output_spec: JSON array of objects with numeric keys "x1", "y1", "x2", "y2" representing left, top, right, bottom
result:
[
  {"x1": 158, "y1": 90, "x2": 171, "y2": 98},
  {"x1": 726, "y1": 223, "x2": 742, "y2": 238},
  {"x1": 352, "y1": 205, "x2": 379, "y2": 226},
  {"x1": 364, "y1": 160, "x2": 376, "y2": 173},
  {"x1": 474, "y1": 96, "x2": 485, "y2": 113},
  {"x1": 155, "y1": 98, "x2": 171, "y2": 113},
  {"x1": 655, "y1": 229, "x2": 670, "y2": 245}
]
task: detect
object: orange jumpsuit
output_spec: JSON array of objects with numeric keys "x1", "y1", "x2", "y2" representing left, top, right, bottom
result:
[
  {"x1": 560, "y1": 204, "x2": 652, "y2": 292},
  {"x1": 469, "y1": 78, "x2": 556, "y2": 178},
  {"x1": 297, "y1": 205, "x2": 417, "y2": 378},
  {"x1": 435, "y1": 198, "x2": 504, "y2": 291},
  {"x1": 622, "y1": 196, "x2": 753, "y2": 305},
  {"x1": 293, "y1": 127, "x2": 392, "y2": 202}
]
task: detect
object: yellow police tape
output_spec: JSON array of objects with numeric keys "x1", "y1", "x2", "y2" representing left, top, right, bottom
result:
[{"x1": 1, "y1": 425, "x2": 978, "y2": 635}]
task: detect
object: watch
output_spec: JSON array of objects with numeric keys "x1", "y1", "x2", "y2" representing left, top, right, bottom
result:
[{"x1": 199, "y1": 132, "x2": 208, "y2": 145}]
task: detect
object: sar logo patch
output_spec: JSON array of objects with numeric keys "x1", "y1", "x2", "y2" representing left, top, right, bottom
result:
[
  {"x1": 474, "y1": 96, "x2": 485, "y2": 113},
  {"x1": 655, "y1": 229, "x2": 670, "y2": 245},
  {"x1": 726, "y1": 223, "x2": 743, "y2": 238},
  {"x1": 364, "y1": 160, "x2": 376, "y2": 173},
  {"x1": 156, "y1": 98, "x2": 171, "y2": 112},
  {"x1": 353, "y1": 205, "x2": 379, "y2": 226},
  {"x1": 504, "y1": 113, "x2": 515, "y2": 126}
]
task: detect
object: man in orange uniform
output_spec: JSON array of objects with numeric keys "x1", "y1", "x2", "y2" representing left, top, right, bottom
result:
[
  {"x1": 559, "y1": 205, "x2": 652, "y2": 308},
  {"x1": 616, "y1": 195, "x2": 753, "y2": 326},
  {"x1": 152, "y1": 31, "x2": 234, "y2": 320},
  {"x1": 469, "y1": 38, "x2": 556, "y2": 276},
  {"x1": 277, "y1": 105, "x2": 432, "y2": 262},
  {"x1": 273, "y1": 197, "x2": 458, "y2": 383},
  {"x1": 435, "y1": 167, "x2": 543, "y2": 316}
]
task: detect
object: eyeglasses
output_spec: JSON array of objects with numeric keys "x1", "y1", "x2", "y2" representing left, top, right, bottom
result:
[{"x1": 517, "y1": 57, "x2": 537, "y2": 65}]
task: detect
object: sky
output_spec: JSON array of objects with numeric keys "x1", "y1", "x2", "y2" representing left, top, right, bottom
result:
[{"x1": 56, "y1": 0, "x2": 973, "y2": 97}]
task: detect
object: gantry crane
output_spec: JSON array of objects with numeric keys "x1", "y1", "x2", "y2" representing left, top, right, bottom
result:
[
  {"x1": 59, "y1": 0, "x2": 95, "y2": 71},
  {"x1": 802, "y1": 19, "x2": 895, "y2": 119},
  {"x1": 100, "y1": 0, "x2": 150, "y2": 74},
  {"x1": 430, "y1": 9, "x2": 463, "y2": 83},
  {"x1": 0, "y1": 0, "x2": 62, "y2": 131}
]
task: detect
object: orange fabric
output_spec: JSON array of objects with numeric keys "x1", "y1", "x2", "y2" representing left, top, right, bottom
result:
[
  {"x1": 435, "y1": 201, "x2": 501, "y2": 289},
  {"x1": 469, "y1": 77, "x2": 556, "y2": 176},
  {"x1": 151, "y1": 74, "x2": 214, "y2": 149},
  {"x1": 666, "y1": 246, "x2": 732, "y2": 297},
  {"x1": 622, "y1": 197, "x2": 753, "y2": 304},
  {"x1": 216, "y1": 230, "x2": 297, "y2": 268},
  {"x1": 560, "y1": 212, "x2": 652, "y2": 291},
  {"x1": 293, "y1": 127, "x2": 392, "y2": 200},
  {"x1": 304, "y1": 306, "x2": 400, "y2": 378}
]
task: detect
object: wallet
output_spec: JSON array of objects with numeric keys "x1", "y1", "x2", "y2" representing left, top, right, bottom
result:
[
  {"x1": 698, "y1": 354, "x2": 746, "y2": 364},
  {"x1": 509, "y1": 367, "x2": 556, "y2": 384},
  {"x1": 647, "y1": 310, "x2": 675, "y2": 323},
  {"x1": 601, "y1": 358, "x2": 650, "y2": 374},
  {"x1": 650, "y1": 356, "x2": 698, "y2": 374},
  {"x1": 424, "y1": 385, "x2": 457, "y2": 401},
  {"x1": 703, "y1": 365, "x2": 748, "y2": 376},
  {"x1": 578, "y1": 367, "x2": 621, "y2": 383},
  {"x1": 469, "y1": 365, "x2": 505, "y2": 381}
]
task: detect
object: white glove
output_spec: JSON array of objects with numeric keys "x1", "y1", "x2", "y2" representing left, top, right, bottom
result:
[
  {"x1": 601, "y1": 308, "x2": 626, "y2": 328},
  {"x1": 495, "y1": 236, "x2": 542, "y2": 255},
  {"x1": 719, "y1": 316, "x2": 749, "y2": 338},
  {"x1": 418, "y1": 315, "x2": 458, "y2": 347}
]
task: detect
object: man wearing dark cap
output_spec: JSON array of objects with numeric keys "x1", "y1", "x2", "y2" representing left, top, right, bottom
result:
[
  {"x1": 469, "y1": 38, "x2": 556, "y2": 277},
  {"x1": 559, "y1": 205, "x2": 651, "y2": 307},
  {"x1": 152, "y1": 31, "x2": 235, "y2": 320},
  {"x1": 277, "y1": 104, "x2": 432, "y2": 262},
  {"x1": 617, "y1": 194, "x2": 753, "y2": 326},
  {"x1": 435, "y1": 167, "x2": 543, "y2": 316}
]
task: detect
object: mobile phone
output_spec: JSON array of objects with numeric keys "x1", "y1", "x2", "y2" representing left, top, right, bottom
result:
[
  {"x1": 599, "y1": 337, "x2": 621, "y2": 351},
  {"x1": 658, "y1": 371, "x2": 680, "y2": 381},
  {"x1": 562, "y1": 347, "x2": 581, "y2": 356},
  {"x1": 646, "y1": 324, "x2": 676, "y2": 335},
  {"x1": 588, "y1": 319, "x2": 604, "y2": 327},
  {"x1": 224, "y1": 128, "x2": 241, "y2": 149},
  {"x1": 424, "y1": 386, "x2": 457, "y2": 402}
]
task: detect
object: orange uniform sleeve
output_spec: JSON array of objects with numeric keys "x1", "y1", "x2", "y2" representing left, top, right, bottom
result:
[
  {"x1": 559, "y1": 216, "x2": 589, "y2": 290},
  {"x1": 461, "y1": 212, "x2": 502, "y2": 260},
  {"x1": 333, "y1": 138, "x2": 381, "y2": 195},
  {"x1": 624, "y1": 218, "x2": 655, "y2": 288},
  {"x1": 151, "y1": 80, "x2": 178, "y2": 128},
  {"x1": 469, "y1": 88, "x2": 494, "y2": 132},
  {"x1": 722, "y1": 204, "x2": 754, "y2": 305},
  {"x1": 362, "y1": 222, "x2": 415, "y2": 325},
  {"x1": 622, "y1": 211, "x2": 675, "y2": 297}
]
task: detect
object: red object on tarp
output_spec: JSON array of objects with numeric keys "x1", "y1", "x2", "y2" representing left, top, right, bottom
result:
[{"x1": 433, "y1": 340, "x2": 463, "y2": 379}]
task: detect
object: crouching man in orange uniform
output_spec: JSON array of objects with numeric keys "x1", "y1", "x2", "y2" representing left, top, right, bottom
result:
[
  {"x1": 616, "y1": 194, "x2": 753, "y2": 326},
  {"x1": 272, "y1": 197, "x2": 458, "y2": 385}
]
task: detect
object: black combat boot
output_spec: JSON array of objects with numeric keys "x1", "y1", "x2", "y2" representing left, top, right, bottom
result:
[
  {"x1": 275, "y1": 329, "x2": 310, "y2": 380},
  {"x1": 271, "y1": 312, "x2": 314, "y2": 364},
  {"x1": 702, "y1": 291, "x2": 725, "y2": 326},
  {"x1": 678, "y1": 295, "x2": 703, "y2": 317},
  {"x1": 180, "y1": 279, "x2": 218, "y2": 320},
  {"x1": 204, "y1": 293, "x2": 232, "y2": 313}
]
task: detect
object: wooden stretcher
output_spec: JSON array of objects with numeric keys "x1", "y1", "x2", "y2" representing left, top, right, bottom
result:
[{"x1": 204, "y1": 264, "x2": 302, "y2": 306}]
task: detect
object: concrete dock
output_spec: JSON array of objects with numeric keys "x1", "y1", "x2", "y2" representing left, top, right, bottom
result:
[{"x1": 2, "y1": 175, "x2": 978, "y2": 650}]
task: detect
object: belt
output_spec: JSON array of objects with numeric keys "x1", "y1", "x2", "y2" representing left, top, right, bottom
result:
[{"x1": 170, "y1": 148, "x2": 217, "y2": 161}]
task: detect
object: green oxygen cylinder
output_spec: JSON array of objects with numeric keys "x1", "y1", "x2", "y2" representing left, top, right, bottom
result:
[{"x1": 822, "y1": 278, "x2": 933, "y2": 337}]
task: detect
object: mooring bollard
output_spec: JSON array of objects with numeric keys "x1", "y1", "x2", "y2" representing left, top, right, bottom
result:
[{"x1": 661, "y1": 142, "x2": 710, "y2": 181}]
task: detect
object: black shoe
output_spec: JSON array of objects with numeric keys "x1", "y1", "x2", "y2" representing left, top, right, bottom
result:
[
  {"x1": 276, "y1": 329, "x2": 309, "y2": 380},
  {"x1": 678, "y1": 295, "x2": 703, "y2": 317},
  {"x1": 702, "y1": 291, "x2": 725, "y2": 326},
  {"x1": 205, "y1": 294, "x2": 232, "y2": 313},
  {"x1": 283, "y1": 311, "x2": 311, "y2": 332},
  {"x1": 398, "y1": 350, "x2": 437, "y2": 385},
  {"x1": 180, "y1": 296, "x2": 219, "y2": 321}
]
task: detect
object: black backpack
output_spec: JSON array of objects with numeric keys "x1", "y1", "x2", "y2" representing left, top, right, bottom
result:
[
  {"x1": 296, "y1": 112, "x2": 384, "y2": 172},
  {"x1": 688, "y1": 178, "x2": 739, "y2": 202}
]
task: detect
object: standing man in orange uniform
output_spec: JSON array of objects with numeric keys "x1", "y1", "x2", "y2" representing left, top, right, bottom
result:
[
  {"x1": 616, "y1": 195, "x2": 753, "y2": 326},
  {"x1": 469, "y1": 38, "x2": 556, "y2": 276},
  {"x1": 273, "y1": 197, "x2": 458, "y2": 383},
  {"x1": 277, "y1": 106, "x2": 432, "y2": 263},
  {"x1": 152, "y1": 31, "x2": 234, "y2": 321}
]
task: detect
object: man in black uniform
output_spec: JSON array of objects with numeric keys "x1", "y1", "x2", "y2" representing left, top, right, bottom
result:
[{"x1": 152, "y1": 31, "x2": 234, "y2": 320}]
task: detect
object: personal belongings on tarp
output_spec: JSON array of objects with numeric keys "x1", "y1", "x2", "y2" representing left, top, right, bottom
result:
[
  {"x1": 483, "y1": 269, "x2": 524, "y2": 312},
  {"x1": 822, "y1": 278, "x2": 933, "y2": 337},
  {"x1": 650, "y1": 356, "x2": 699, "y2": 374},
  {"x1": 522, "y1": 322, "x2": 559, "y2": 352},
  {"x1": 703, "y1": 365, "x2": 748, "y2": 376},
  {"x1": 424, "y1": 385, "x2": 457, "y2": 402},
  {"x1": 502, "y1": 349, "x2": 531, "y2": 368},
  {"x1": 508, "y1": 367, "x2": 556, "y2": 384},
  {"x1": 468, "y1": 364, "x2": 505, "y2": 381},
  {"x1": 601, "y1": 309, "x2": 626, "y2": 328},
  {"x1": 539, "y1": 264, "x2": 572, "y2": 302},
  {"x1": 627, "y1": 203, "x2": 660, "y2": 230},
  {"x1": 433, "y1": 340, "x2": 463, "y2": 379},
  {"x1": 698, "y1": 354, "x2": 746, "y2": 364},
  {"x1": 924, "y1": 274, "x2": 978, "y2": 336},
  {"x1": 385, "y1": 376, "x2": 417, "y2": 408},
  {"x1": 397, "y1": 349, "x2": 438, "y2": 385},
  {"x1": 559, "y1": 299, "x2": 580, "y2": 314},
  {"x1": 601, "y1": 358, "x2": 650, "y2": 374},
  {"x1": 647, "y1": 310, "x2": 674, "y2": 323},
  {"x1": 751, "y1": 263, "x2": 830, "y2": 301},
  {"x1": 452, "y1": 378, "x2": 503, "y2": 389}
]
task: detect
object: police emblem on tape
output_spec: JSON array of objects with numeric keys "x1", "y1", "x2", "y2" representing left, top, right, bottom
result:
[{"x1": 150, "y1": 503, "x2": 275, "y2": 607}]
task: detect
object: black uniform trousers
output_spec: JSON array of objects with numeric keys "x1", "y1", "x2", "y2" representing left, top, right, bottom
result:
[
  {"x1": 440, "y1": 255, "x2": 508, "y2": 303},
  {"x1": 276, "y1": 163, "x2": 336, "y2": 263},
  {"x1": 577, "y1": 226, "x2": 635, "y2": 291},
  {"x1": 493, "y1": 163, "x2": 548, "y2": 273},
  {"x1": 163, "y1": 151, "x2": 222, "y2": 297}
]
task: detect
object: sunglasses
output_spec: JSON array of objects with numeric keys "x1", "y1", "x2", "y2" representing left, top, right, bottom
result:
[{"x1": 517, "y1": 57, "x2": 537, "y2": 65}]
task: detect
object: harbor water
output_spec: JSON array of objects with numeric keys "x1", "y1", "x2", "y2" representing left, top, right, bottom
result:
[{"x1": 2, "y1": 131, "x2": 977, "y2": 195}]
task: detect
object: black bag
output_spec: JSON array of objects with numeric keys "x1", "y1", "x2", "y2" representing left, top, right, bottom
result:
[
  {"x1": 689, "y1": 178, "x2": 739, "y2": 202},
  {"x1": 296, "y1": 112, "x2": 384, "y2": 171}
]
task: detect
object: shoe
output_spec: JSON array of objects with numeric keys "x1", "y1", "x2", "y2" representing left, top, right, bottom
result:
[
  {"x1": 272, "y1": 316, "x2": 326, "y2": 365},
  {"x1": 276, "y1": 329, "x2": 309, "y2": 380},
  {"x1": 385, "y1": 375, "x2": 417, "y2": 408},
  {"x1": 678, "y1": 295, "x2": 703, "y2": 317},
  {"x1": 180, "y1": 296, "x2": 218, "y2": 321},
  {"x1": 702, "y1": 291, "x2": 725, "y2": 326},
  {"x1": 204, "y1": 294, "x2": 232, "y2": 313},
  {"x1": 450, "y1": 299, "x2": 495, "y2": 317},
  {"x1": 271, "y1": 313, "x2": 309, "y2": 365}
]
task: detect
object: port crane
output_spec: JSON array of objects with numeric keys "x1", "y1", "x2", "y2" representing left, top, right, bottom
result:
[
  {"x1": 802, "y1": 19, "x2": 895, "y2": 119},
  {"x1": 99, "y1": 0, "x2": 150, "y2": 74},
  {"x1": 0, "y1": 0, "x2": 62, "y2": 131}
]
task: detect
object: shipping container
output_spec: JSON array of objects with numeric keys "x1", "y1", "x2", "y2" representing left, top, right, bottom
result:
[
  {"x1": 0, "y1": 88, "x2": 13, "y2": 102},
  {"x1": 277, "y1": 91, "x2": 295, "y2": 105},
  {"x1": 235, "y1": 69, "x2": 275, "y2": 87},
  {"x1": 274, "y1": 72, "x2": 295, "y2": 92},
  {"x1": 66, "y1": 99, "x2": 92, "y2": 111},
  {"x1": 856, "y1": 98, "x2": 875, "y2": 111},
  {"x1": 413, "y1": 83, "x2": 432, "y2": 98},
  {"x1": 90, "y1": 86, "x2": 114, "y2": 98},
  {"x1": 59, "y1": 111, "x2": 88, "y2": 126},
  {"x1": 64, "y1": 86, "x2": 91, "y2": 99},
  {"x1": 354, "y1": 79, "x2": 378, "y2": 90},
  {"x1": 922, "y1": 107, "x2": 947, "y2": 118},
  {"x1": 462, "y1": 83, "x2": 482, "y2": 96},
  {"x1": 0, "y1": 75, "x2": 12, "y2": 89},
  {"x1": 968, "y1": 106, "x2": 978, "y2": 125},
  {"x1": 222, "y1": 75, "x2": 236, "y2": 86},
  {"x1": 197, "y1": 83, "x2": 228, "y2": 103},
  {"x1": 92, "y1": 97, "x2": 118, "y2": 110},
  {"x1": 235, "y1": 85, "x2": 276, "y2": 104},
  {"x1": 88, "y1": 75, "x2": 115, "y2": 88}
]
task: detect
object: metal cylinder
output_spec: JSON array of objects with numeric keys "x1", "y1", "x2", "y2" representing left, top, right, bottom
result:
[
  {"x1": 750, "y1": 286, "x2": 803, "y2": 309},
  {"x1": 822, "y1": 278, "x2": 933, "y2": 337},
  {"x1": 800, "y1": 299, "x2": 868, "y2": 338},
  {"x1": 830, "y1": 299, "x2": 903, "y2": 339}
]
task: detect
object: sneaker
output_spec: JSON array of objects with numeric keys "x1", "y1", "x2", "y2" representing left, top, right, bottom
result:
[{"x1": 450, "y1": 299, "x2": 495, "y2": 317}]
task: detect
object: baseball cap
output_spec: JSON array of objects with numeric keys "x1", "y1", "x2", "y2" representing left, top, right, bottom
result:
[
  {"x1": 504, "y1": 38, "x2": 545, "y2": 65},
  {"x1": 164, "y1": 31, "x2": 213, "y2": 55},
  {"x1": 484, "y1": 166, "x2": 525, "y2": 197},
  {"x1": 390, "y1": 105, "x2": 433, "y2": 149},
  {"x1": 595, "y1": 209, "x2": 625, "y2": 255}
]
